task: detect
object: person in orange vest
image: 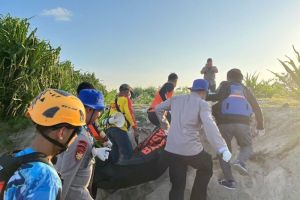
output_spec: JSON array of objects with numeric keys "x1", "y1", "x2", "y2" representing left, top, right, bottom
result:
[{"x1": 147, "y1": 73, "x2": 178, "y2": 127}]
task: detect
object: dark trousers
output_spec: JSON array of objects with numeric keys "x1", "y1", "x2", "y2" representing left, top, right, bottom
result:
[
  {"x1": 148, "y1": 111, "x2": 171, "y2": 127},
  {"x1": 164, "y1": 150, "x2": 213, "y2": 200},
  {"x1": 218, "y1": 123, "x2": 252, "y2": 181},
  {"x1": 106, "y1": 127, "x2": 133, "y2": 164}
]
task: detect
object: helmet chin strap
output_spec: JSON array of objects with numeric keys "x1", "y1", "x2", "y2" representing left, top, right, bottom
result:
[
  {"x1": 37, "y1": 127, "x2": 77, "y2": 155},
  {"x1": 87, "y1": 109, "x2": 95, "y2": 125}
]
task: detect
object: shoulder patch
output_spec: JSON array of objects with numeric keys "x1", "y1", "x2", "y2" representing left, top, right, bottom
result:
[{"x1": 75, "y1": 140, "x2": 88, "y2": 160}]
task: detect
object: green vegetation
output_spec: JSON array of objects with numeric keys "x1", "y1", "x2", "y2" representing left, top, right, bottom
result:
[
  {"x1": 132, "y1": 87, "x2": 156, "y2": 104},
  {"x1": 243, "y1": 73, "x2": 286, "y2": 98},
  {"x1": 0, "y1": 15, "x2": 106, "y2": 120},
  {"x1": 1, "y1": 15, "x2": 300, "y2": 143},
  {"x1": 175, "y1": 87, "x2": 189, "y2": 95},
  {"x1": 244, "y1": 46, "x2": 300, "y2": 100},
  {"x1": 270, "y1": 46, "x2": 300, "y2": 96}
]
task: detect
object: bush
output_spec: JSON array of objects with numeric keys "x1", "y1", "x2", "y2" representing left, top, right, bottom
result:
[
  {"x1": 175, "y1": 87, "x2": 189, "y2": 95},
  {"x1": 244, "y1": 73, "x2": 286, "y2": 98},
  {"x1": 0, "y1": 15, "x2": 106, "y2": 119},
  {"x1": 132, "y1": 87, "x2": 156, "y2": 104}
]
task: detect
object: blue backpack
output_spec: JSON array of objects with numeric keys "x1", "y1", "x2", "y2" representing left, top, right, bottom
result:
[{"x1": 221, "y1": 84, "x2": 253, "y2": 117}]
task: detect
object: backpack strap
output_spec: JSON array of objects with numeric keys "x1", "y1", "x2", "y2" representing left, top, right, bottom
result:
[
  {"x1": 0, "y1": 152, "x2": 50, "y2": 199},
  {"x1": 14, "y1": 152, "x2": 50, "y2": 166}
]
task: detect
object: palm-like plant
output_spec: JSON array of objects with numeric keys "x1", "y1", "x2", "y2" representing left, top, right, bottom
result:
[{"x1": 269, "y1": 46, "x2": 300, "y2": 94}]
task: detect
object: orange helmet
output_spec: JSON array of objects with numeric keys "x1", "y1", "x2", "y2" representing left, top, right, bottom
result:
[{"x1": 26, "y1": 89, "x2": 86, "y2": 127}]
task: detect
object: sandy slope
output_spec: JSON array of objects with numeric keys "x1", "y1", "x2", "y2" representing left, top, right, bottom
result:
[
  {"x1": 3, "y1": 106, "x2": 300, "y2": 200},
  {"x1": 97, "y1": 107, "x2": 300, "y2": 200}
]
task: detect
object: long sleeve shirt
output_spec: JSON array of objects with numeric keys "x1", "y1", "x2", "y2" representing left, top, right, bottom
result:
[
  {"x1": 207, "y1": 81, "x2": 264, "y2": 130},
  {"x1": 55, "y1": 127, "x2": 94, "y2": 200},
  {"x1": 155, "y1": 93, "x2": 228, "y2": 156}
]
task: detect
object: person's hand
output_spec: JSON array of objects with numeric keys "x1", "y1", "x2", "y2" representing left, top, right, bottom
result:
[
  {"x1": 222, "y1": 150, "x2": 232, "y2": 162},
  {"x1": 257, "y1": 129, "x2": 265, "y2": 137},
  {"x1": 92, "y1": 147, "x2": 111, "y2": 161}
]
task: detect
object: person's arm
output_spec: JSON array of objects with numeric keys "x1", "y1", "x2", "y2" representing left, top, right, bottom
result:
[
  {"x1": 123, "y1": 97, "x2": 137, "y2": 129},
  {"x1": 245, "y1": 88, "x2": 264, "y2": 130},
  {"x1": 159, "y1": 83, "x2": 174, "y2": 101},
  {"x1": 55, "y1": 135, "x2": 88, "y2": 200},
  {"x1": 213, "y1": 66, "x2": 218, "y2": 73},
  {"x1": 200, "y1": 66, "x2": 207, "y2": 74},
  {"x1": 206, "y1": 81, "x2": 228, "y2": 101},
  {"x1": 199, "y1": 100, "x2": 228, "y2": 153},
  {"x1": 155, "y1": 99, "x2": 171, "y2": 130}
]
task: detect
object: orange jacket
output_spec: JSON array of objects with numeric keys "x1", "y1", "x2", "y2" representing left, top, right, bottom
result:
[{"x1": 149, "y1": 82, "x2": 174, "y2": 112}]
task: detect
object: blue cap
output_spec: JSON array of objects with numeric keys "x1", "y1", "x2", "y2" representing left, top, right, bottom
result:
[
  {"x1": 79, "y1": 89, "x2": 105, "y2": 110},
  {"x1": 188, "y1": 79, "x2": 209, "y2": 91}
]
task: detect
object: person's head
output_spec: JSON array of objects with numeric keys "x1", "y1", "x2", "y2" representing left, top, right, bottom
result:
[
  {"x1": 76, "y1": 82, "x2": 95, "y2": 96},
  {"x1": 206, "y1": 58, "x2": 213, "y2": 67},
  {"x1": 78, "y1": 89, "x2": 105, "y2": 125},
  {"x1": 119, "y1": 83, "x2": 134, "y2": 98},
  {"x1": 188, "y1": 79, "x2": 209, "y2": 99},
  {"x1": 227, "y1": 68, "x2": 244, "y2": 83},
  {"x1": 26, "y1": 89, "x2": 86, "y2": 155},
  {"x1": 168, "y1": 73, "x2": 178, "y2": 87}
]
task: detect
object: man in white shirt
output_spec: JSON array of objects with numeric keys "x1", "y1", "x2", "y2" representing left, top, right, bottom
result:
[{"x1": 155, "y1": 79, "x2": 231, "y2": 200}]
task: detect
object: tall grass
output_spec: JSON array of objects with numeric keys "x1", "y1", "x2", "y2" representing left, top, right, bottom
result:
[
  {"x1": 270, "y1": 46, "x2": 300, "y2": 96},
  {"x1": 244, "y1": 73, "x2": 285, "y2": 98},
  {"x1": 0, "y1": 15, "x2": 106, "y2": 119}
]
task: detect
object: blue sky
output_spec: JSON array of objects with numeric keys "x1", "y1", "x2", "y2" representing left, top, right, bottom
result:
[{"x1": 1, "y1": 0, "x2": 300, "y2": 90}]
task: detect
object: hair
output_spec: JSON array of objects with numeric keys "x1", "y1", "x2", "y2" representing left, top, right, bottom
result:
[
  {"x1": 168, "y1": 73, "x2": 178, "y2": 82},
  {"x1": 227, "y1": 68, "x2": 244, "y2": 83},
  {"x1": 207, "y1": 58, "x2": 212, "y2": 63},
  {"x1": 77, "y1": 82, "x2": 95, "y2": 95}
]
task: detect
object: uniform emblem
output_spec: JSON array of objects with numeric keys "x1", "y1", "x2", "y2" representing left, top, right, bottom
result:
[
  {"x1": 75, "y1": 152, "x2": 84, "y2": 160},
  {"x1": 75, "y1": 140, "x2": 88, "y2": 160}
]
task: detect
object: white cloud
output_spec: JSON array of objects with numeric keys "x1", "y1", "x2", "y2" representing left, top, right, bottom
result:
[{"x1": 41, "y1": 7, "x2": 73, "y2": 21}]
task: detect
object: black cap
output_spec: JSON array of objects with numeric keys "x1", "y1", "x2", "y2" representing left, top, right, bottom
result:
[
  {"x1": 227, "y1": 68, "x2": 243, "y2": 83},
  {"x1": 119, "y1": 84, "x2": 134, "y2": 95}
]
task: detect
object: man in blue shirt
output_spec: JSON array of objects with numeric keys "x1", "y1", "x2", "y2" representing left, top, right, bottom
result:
[{"x1": 4, "y1": 89, "x2": 86, "y2": 200}]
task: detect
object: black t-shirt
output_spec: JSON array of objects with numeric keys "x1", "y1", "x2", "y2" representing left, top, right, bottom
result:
[{"x1": 159, "y1": 82, "x2": 174, "y2": 101}]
